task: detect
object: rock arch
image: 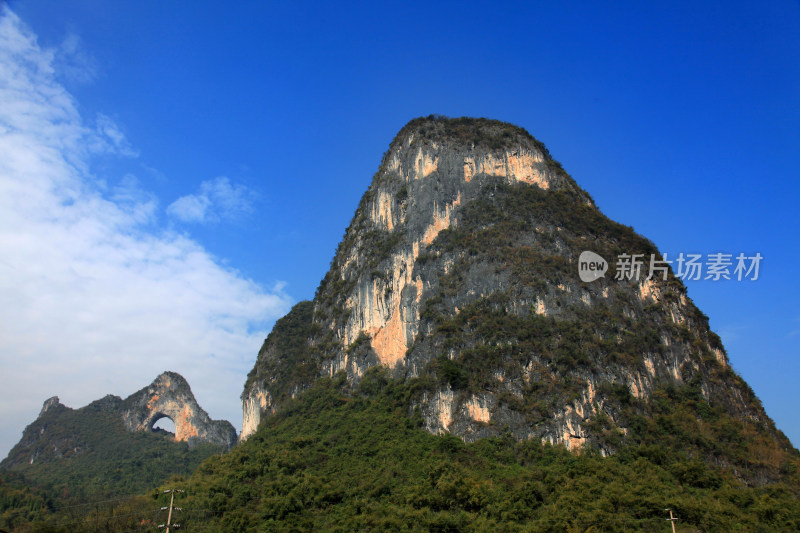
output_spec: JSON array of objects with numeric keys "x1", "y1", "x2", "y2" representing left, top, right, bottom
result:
[
  {"x1": 121, "y1": 372, "x2": 237, "y2": 449},
  {"x1": 149, "y1": 412, "x2": 176, "y2": 433}
]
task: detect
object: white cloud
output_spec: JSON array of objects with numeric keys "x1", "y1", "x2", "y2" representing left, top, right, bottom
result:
[
  {"x1": 167, "y1": 191, "x2": 213, "y2": 222},
  {"x1": 167, "y1": 176, "x2": 256, "y2": 224},
  {"x1": 0, "y1": 9, "x2": 291, "y2": 458}
]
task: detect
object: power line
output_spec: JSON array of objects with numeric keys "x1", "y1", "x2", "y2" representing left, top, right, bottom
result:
[
  {"x1": 19, "y1": 478, "x2": 688, "y2": 532},
  {"x1": 159, "y1": 488, "x2": 185, "y2": 532}
]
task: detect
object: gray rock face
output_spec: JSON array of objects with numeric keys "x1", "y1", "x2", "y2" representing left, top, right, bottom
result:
[
  {"x1": 121, "y1": 372, "x2": 237, "y2": 449},
  {"x1": 38, "y1": 396, "x2": 64, "y2": 417},
  {"x1": 240, "y1": 117, "x2": 781, "y2": 463},
  {"x1": 243, "y1": 118, "x2": 579, "y2": 439}
]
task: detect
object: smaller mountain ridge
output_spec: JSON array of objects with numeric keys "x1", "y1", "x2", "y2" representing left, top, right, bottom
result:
[
  {"x1": 3, "y1": 371, "x2": 235, "y2": 471},
  {"x1": 0, "y1": 371, "x2": 236, "y2": 512}
]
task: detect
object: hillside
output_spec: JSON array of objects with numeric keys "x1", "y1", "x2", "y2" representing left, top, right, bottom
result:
[
  {"x1": 163, "y1": 373, "x2": 800, "y2": 531},
  {"x1": 0, "y1": 373, "x2": 233, "y2": 531},
  {"x1": 8, "y1": 371, "x2": 799, "y2": 532}
]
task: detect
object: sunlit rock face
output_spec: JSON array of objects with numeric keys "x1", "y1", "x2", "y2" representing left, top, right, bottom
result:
[
  {"x1": 331, "y1": 138, "x2": 561, "y2": 372},
  {"x1": 240, "y1": 116, "x2": 768, "y2": 454},
  {"x1": 241, "y1": 385, "x2": 272, "y2": 443},
  {"x1": 308, "y1": 123, "x2": 575, "y2": 391}
]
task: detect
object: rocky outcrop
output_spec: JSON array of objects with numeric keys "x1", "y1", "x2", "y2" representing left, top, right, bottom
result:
[
  {"x1": 240, "y1": 117, "x2": 783, "y2": 462},
  {"x1": 242, "y1": 386, "x2": 272, "y2": 442},
  {"x1": 122, "y1": 372, "x2": 237, "y2": 449},
  {"x1": 38, "y1": 396, "x2": 65, "y2": 417}
]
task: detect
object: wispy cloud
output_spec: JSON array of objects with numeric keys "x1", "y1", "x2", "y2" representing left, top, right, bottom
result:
[
  {"x1": 0, "y1": 9, "x2": 291, "y2": 457},
  {"x1": 53, "y1": 32, "x2": 96, "y2": 85},
  {"x1": 93, "y1": 113, "x2": 138, "y2": 157},
  {"x1": 168, "y1": 177, "x2": 256, "y2": 223}
]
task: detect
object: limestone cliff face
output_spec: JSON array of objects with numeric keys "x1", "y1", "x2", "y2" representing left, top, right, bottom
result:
[
  {"x1": 241, "y1": 117, "x2": 781, "y2": 461},
  {"x1": 328, "y1": 130, "x2": 575, "y2": 372},
  {"x1": 243, "y1": 118, "x2": 580, "y2": 440}
]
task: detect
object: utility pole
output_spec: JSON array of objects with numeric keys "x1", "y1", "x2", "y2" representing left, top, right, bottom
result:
[
  {"x1": 159, "y1": 489, "x2": 184, "y2": 532},
  {"x1": 664, "y1": 508, "x2": 678, "y2": 533}
]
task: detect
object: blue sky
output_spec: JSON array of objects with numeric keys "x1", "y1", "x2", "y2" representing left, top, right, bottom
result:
[{"x1": 0, "y1": 1, "x2": 798, "y2": 458}]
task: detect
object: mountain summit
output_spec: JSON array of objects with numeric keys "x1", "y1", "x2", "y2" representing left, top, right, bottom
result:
[{"x1": 242, "y1": 116, "x2": 794, "y2": 483}]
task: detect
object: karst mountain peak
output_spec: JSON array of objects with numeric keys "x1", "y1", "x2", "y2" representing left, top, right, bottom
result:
[{"x1": 238, "y1": 115, "x2": 792, "y2": 487}]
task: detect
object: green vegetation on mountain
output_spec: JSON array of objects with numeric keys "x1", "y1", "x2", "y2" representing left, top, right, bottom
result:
[
  {"x1": 432, "y1": 179, "x2": 655, "y2": 268},
  {"x1": 182, "y1": 371, "x2": 800, "y2": 532},
  {"x1": 244, "y1": 300, "x2": 321, "y2": 404},
  {"x1": 397, "y1": 115, "x2": 567, "y2": 169},
  {"x1": 0, "y1": 402, "x2": 225, "y2": 531},
  {"x1": 10, "y1": 371, "x2": 798, "y2": 532}
]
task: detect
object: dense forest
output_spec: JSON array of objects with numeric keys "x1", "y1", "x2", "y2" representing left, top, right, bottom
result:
[
  {"x1": 5, "y1": 368, "x2": 798, "y2": 532},
  {"x1": 0, "y1": 407, "x2": 225, "y2": 531}
]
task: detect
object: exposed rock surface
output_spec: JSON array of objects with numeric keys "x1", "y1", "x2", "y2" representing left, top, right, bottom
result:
[
  {"x1": 2, "y1": 371, "x2": 235, "y2": 469},
  {"x1": 38, "y1": 396, "x2": 63, "y2": 417},
  {"x1": 241, "y1": 116, "x2": 794, "y2": 482}
]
